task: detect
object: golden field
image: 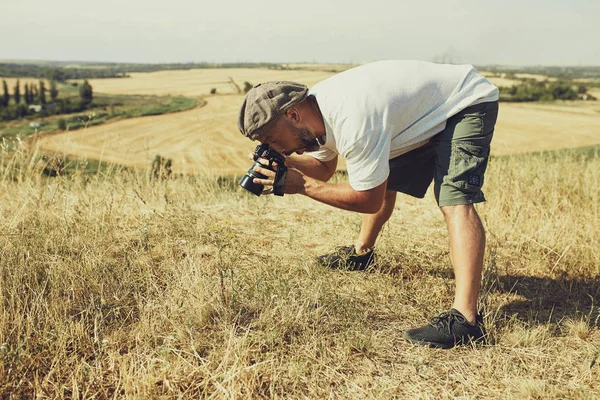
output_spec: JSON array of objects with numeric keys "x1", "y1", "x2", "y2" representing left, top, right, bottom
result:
[
  {"x1": 31, "y1": 67, "x2": 600, "y2": 175},
  {"x1": 1, "y1": 77, "x2": 51, "y2": 90},
  {"x1": 1, "y1": 66, "x2": 599, "y2": 398},
  {"x1": 85, "y1": 68, "x2": 334, "y2": 97}
]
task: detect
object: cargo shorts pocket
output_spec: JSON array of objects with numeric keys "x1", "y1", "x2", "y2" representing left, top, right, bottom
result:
[{"x1": 449, "y1": 141, "x2": 490, "y2": 194}]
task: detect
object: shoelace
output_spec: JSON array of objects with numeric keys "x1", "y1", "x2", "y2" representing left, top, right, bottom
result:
[
  {"x1": 429, "y1": 311, "x2": 467, "y2": 333},
  {"x1": 336, "y1": 245, "x2": 373, "y2": 257},
  {"x1": 335, "y1": 245, "x2": 355, "y2": 254}
]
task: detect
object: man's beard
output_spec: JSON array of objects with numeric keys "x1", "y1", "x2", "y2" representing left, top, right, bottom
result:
[{"x1": 292, "y1": 126, "x2": 321, "y2": 152}]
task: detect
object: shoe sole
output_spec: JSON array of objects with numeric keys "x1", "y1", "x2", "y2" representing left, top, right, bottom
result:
[
  {"x1": 402, "y1": 333, "x2": 486, "y2": 349},
  {"x1": 402, "y1": 335, "x2": 454, "y2": 349},
  {"x1": 317, "y1": 257, "x2": 375, "y2": 271}
]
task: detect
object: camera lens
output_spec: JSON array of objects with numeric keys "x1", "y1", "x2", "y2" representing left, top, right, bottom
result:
[{"x1": 239, "y1": 161, "x2": 268, "y2": 196}]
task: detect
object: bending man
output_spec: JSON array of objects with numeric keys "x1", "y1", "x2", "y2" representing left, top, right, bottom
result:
[{"x1": 237, "y1": 60, "x2": 499, "y2": 349}]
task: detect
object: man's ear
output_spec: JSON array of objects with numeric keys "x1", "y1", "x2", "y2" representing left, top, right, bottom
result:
[{"x1": 285, "y1": 107, "x2": 301, "y2": 124}]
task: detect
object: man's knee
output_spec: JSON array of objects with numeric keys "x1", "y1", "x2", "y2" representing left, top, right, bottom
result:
[{"x1": 440, "y1": 204, "x2": 478, "y2": 222}]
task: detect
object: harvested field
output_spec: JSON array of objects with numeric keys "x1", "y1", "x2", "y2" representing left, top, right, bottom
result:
[
  {"x1": 35, "y1": 95, "x2": 247, "y2": 175},
  {"x1": 588, "y1": 88, "x2": 600, "y2": 99},
  {"x1": 478, "y1": 72, "x2": 521, "y2": 88},
  {"x1": 0, "y1": 77, "x2": 51, "y2": 89},
  {"x1": 31, "y1": 68, "x2": 600, "y2": 175},
  {"x1": 36, "y1": 97, "x2": 600, "y2": 176},
  {"x1": 514, "y1": 73, "x2": 556, "y2": 82},
  {"x1": 85, "y1": 68, "x2": 334, "y2": 97},
  {"x1": 492, "y1": 101, "x2": 600, "y2": 155}
]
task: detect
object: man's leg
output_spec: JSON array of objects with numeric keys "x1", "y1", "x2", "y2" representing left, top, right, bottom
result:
[
  {"x1": 403, "y1": 101, "x2": 497, "y2": 348},
  {"x1": 440, "y1": 204, "x2": 485, "y2": 324},
  {"x1": 355, "y1": 190, "x2": 397, "y2": 254},
  {"x1": 319, "y1": 143, "x2": 434, "y2": 270},
  {"x1": 317, "y1": 189, "x2": 397, "y2": 270}
]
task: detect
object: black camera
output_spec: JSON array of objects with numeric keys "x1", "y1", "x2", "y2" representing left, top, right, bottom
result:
[{"x1": 239, "y1": 143, "x2": 288, "y2": 196}]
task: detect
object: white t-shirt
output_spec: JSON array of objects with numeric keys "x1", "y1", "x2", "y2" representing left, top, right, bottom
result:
[{"x1": 307, "y1": 60, "x2": 499, "y2": 191}]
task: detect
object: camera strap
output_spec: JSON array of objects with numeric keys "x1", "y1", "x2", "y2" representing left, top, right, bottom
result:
[{"x1": 273, "y1": 166, "x2": 287, "y2": 196}]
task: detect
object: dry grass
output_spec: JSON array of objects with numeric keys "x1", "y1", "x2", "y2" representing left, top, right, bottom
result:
[{"x1": 0, "y1": 143, "x2": 598, "y2": 398}]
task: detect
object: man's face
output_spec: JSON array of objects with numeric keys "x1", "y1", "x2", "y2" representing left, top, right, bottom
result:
[{"x1": 260, "y1": 118, "x2": 320, "y2": 156}]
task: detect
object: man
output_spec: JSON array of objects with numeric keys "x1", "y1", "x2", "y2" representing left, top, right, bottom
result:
[{"x1": 238, "y1": 60, "x2": 499, "y2": 349}]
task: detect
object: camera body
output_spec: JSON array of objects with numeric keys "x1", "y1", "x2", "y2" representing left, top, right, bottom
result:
[{"x1": 239, "y1": 143, "x2": 287, "y2": 196}]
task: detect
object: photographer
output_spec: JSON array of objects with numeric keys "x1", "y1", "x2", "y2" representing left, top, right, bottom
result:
[{"x1": 238, "y1": 60, "x2": 499, "y2": 349}]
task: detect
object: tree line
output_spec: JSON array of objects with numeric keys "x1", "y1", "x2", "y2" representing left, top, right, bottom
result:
[
  {"x1": 479, "y1": 65, "x2": 600, "y2": 80},
  {"x1": 0, "y1": 62, "x2": 281, "y2": 81},
  {"x1": 1, "y1": 79, "x2": 93, "y2": 121},
  {"x1": 499, "y1": 80, "x2": 596, "y2": 102}
]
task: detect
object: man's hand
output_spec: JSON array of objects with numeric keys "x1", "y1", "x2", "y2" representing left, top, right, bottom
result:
[
  {"x1": 250, "y1": 153, "x2": 305, "y2": 195},
  {"x1": 246, "y1": 153, "x2": 386, "y2": 214}
]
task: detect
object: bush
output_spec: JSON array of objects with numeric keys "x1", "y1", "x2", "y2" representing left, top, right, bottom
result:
[
  {"x1": 499, "y1": 80, "x2": 586, "y2": 102},
  {"x1": 210, "y1": 88, "x2": 217, "y2": 94},
  {"x1": 151, "y1": 154, "x2": 172, "y2": 180},
  {"x1": 79, "y1": 80, "x2": 93, "y2": 107},
  {"x1": 57, "y1": 118, "x2": 66, "y2": 130}
]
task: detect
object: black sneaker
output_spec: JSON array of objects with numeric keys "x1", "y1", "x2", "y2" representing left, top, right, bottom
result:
[
  {"x1": 403, "y1": 309, "x2": 486, "y2": 349},
  {"x1": 317, "y1": 245, "x2": 375, "y2": 271}
]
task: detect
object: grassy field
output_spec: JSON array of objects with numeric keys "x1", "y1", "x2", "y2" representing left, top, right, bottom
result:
[
  {"x1": 1, "y1": 66, "x2": 599, "y2": 398},
  {"x1": 1, "y1": 92, "x2": 199, "y2": 142},
  {"x1": 0, "y1": 145, "x2": 598, "y2": 398}
]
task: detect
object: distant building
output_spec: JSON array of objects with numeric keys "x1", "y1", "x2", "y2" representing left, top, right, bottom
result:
[
  {"x1": 28, "y1": 105, "x2": 42, "y2": 112},
  {"x1": 29, "y1": 122, "x2": 44, "y2": 128}
]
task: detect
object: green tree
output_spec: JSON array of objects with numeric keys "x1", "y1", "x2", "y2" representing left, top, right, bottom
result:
[
  {"x1": 2, "y1": 80, "x2": 9, "y2": 107},
  {"x1": 550, "y1": 81, "x2": 577, "y2": 100},
  {"x1": 79, "y1": 80, "x2": 93, "y2": 107},
  {"x1": 39, "y1": 80, "x2": 47, "y2": 105},
  {"x1": 50, "y1": 80, "x2": 59, "y2": 101},
  {"x1": 47, "y1": 68, "x2": 66, "y2": 82},
  {"x1": 16, "y1": 103, "x2": 28, "y2": 118},
  {"x1": 24, "y1": 84, "x2": 31, "y2": 105},
  {"x1": 14, "y1": 80, "x2": 21, "y2": 104}
]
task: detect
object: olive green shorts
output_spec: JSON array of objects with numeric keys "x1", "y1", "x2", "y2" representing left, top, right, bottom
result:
[{"x1": 386, "y1": 101, "x2": 499, "y2": 207}]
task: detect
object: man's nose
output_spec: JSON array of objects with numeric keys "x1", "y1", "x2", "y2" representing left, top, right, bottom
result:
[{"x1": 269, "y1": 143, "x2": 285, "y2": 154}]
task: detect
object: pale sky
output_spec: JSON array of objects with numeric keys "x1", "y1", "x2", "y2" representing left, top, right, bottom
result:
[{"x1": 2, "y1": 0, "x2": 599, "y2": 66}]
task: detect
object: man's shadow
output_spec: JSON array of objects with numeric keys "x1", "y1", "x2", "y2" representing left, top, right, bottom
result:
[
  {"x1": 378, "y1": 251, "x2": 599, "y2": 328},
  {"x1": 481, "y1": 272, "x2": 600, "y2": 328}
]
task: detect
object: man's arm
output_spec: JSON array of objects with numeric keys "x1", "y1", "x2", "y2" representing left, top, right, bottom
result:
[
  {"x1": 253, "y1": 162, "x2": 386, "y2": 214},
  {"x1": 292, "y1": 173, "x2": 386, "y2": 214},
  {"x1": 285, "y1": 154, "x2": 338, "y2": 182}
]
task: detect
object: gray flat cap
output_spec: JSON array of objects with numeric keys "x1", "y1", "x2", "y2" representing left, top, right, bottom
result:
[{"x1": 238, "y1": 81, "x2": 309, "y2": 140}]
